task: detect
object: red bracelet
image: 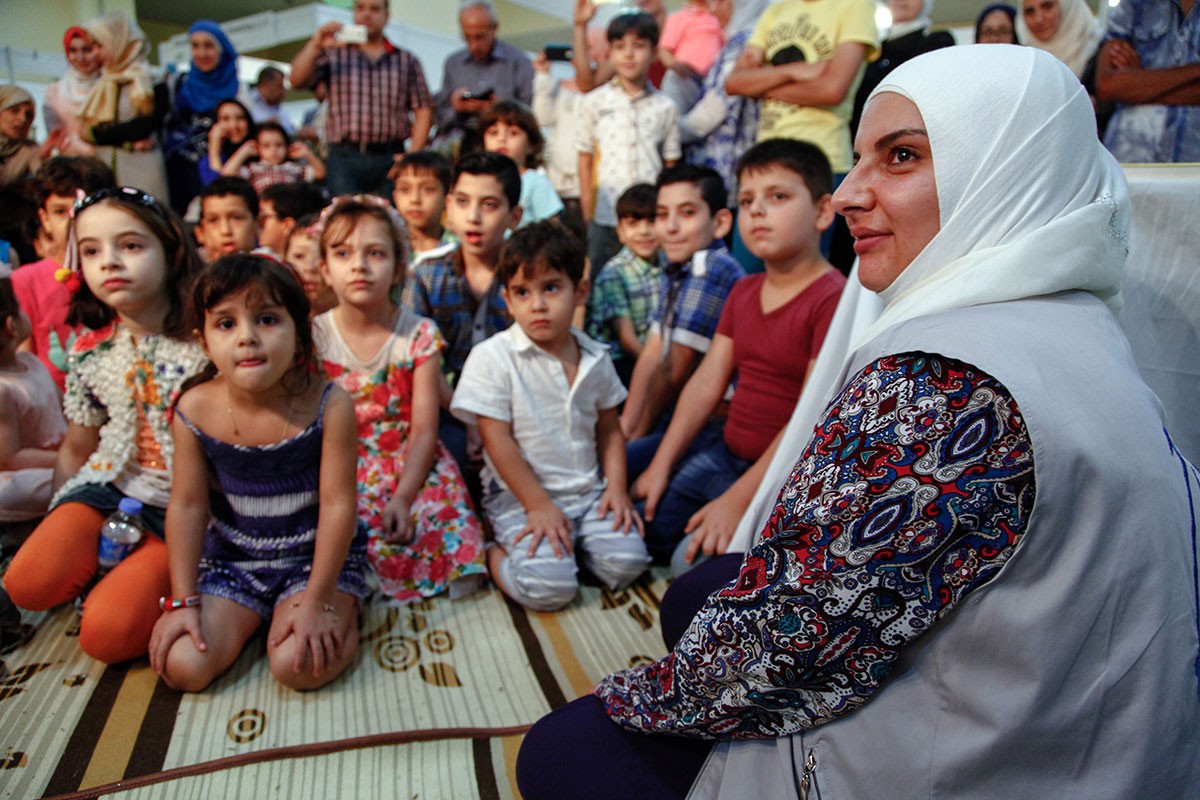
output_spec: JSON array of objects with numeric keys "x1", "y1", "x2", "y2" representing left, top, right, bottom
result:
[{"x1": 159, "y1": 594, "x2": 202, "y2": 611}]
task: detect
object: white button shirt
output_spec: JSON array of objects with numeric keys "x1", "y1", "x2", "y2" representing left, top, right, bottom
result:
[{"x1": 451, "y1": 325, "x2": 627, "y2": 503}]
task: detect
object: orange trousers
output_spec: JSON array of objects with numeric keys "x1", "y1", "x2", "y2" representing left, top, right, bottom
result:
[{"x1": 4, "y1": 502, "x2": 169, "y2": 664}]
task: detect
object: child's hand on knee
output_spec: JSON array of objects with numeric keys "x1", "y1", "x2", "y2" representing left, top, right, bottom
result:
[
  {"x1": 149, "y1": 606, "x2": 206, "y2": 676},
  {"x1": 274, "y1": 594, "x2": 345, "y2": 677},
  {"x1": 598, "y1": 485, "x2": 645, "y2": 537},
  {"x1": 515, "y1": 503, "x2": 574, "y2": 559}
]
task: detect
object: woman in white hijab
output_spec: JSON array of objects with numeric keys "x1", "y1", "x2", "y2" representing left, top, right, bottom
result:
[
  {"x1": 516, "y1": 45, "x2": 1200, "y2": 800},
  {"x1": 78, "y1": 12, "x2": 169, "y2": 204},
  {"x1": 1017, "y1": 0, "x2": 1101, "y2": 78}
]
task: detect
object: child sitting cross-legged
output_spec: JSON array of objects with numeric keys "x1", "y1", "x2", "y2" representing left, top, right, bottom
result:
[
  {"x1": 631, "y1": 139, "x2": 846, "y2": 574},
  {"x1": 585, "y1": 183, "x2": 662, "y2": 385},
  {"x1": 150, "y1": 255, "x2": 365, "y2": 692},
  {"x1": 452, "y1": 222, "x2": 649, "y2": 611}
]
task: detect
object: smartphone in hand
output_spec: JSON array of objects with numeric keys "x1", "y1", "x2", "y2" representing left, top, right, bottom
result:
[
  {"x1": 462, "y1": 87, "x2": 495, "y2": 101},
  {"x1": 544, "y1": 44, "x2": 574, "y2": 62}
]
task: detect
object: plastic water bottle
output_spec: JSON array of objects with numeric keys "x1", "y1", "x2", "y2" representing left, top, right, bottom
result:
[{"x1": 97, "y1": 498, "x2": 145, "y2": 570}]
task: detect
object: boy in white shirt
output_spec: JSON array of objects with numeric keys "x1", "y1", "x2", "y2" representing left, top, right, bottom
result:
[{"x1": 452, "y1": 222, "x2": 648, "y2": 611}]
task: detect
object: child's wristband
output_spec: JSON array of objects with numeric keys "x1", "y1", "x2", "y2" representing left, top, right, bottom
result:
[{"x1": 159, "y1": 594, "x2": 202, "y2": 612}]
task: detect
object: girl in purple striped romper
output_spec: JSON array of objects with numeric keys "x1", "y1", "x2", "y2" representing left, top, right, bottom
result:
[{"x1": 149, "y1": 254, "x2": 367, "y2": 692}]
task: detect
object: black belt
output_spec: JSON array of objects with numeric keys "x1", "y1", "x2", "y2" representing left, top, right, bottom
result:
[{"x1": 333, "y1": 140, "x2": 406, "y2": 154}]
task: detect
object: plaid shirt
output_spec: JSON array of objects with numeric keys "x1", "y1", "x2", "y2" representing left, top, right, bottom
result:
[
  {"x1": 401, "y1": 244, "x2": 510, "y2": 384},
  {"x1": 241, "y1": 161, "x2": 306, "y2": 195},
  {"x1": 314, "y1": 40, "x2": 433, "y2": 145},
  {"x1": 586, "y1": 246, "x2": 663, "y2": 360},
  {"x1": 650, "y1": 243, "x2": 745, "y2": 356}
]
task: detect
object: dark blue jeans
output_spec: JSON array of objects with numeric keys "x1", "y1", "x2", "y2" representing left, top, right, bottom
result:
[
  {"x1": 644, "y1": 439, "x2": 750, "y2": 564},
  {"x1": 325, "y1": 144, "x2": 397, "y2": 198}
]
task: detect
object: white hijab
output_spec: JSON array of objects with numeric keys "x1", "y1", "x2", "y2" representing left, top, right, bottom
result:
[
  {"x1": 730, "y1": 45, "x2": 1129, "y2": 551},
  {"x1": 1017, "y1": 0, "x2": 1102, "y2": 78}
]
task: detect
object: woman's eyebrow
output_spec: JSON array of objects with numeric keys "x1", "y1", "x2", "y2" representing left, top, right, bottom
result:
[{"x1": 874, "y1": 128, "x2": 929, "y2": 151}]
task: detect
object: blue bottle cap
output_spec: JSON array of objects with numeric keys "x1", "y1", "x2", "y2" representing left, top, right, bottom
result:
[{"x1": 117, "y1": 497, "x2": 144, "y2": 515}]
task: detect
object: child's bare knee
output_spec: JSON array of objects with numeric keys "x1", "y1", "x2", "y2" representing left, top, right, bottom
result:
[{"x1": 164, "y1": 646, "x2": 220, "y2": 693}]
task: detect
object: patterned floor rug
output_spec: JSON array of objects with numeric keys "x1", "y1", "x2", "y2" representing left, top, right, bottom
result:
[{"x1": 0, "y1": 571, "x2": 669, "y2": 800}]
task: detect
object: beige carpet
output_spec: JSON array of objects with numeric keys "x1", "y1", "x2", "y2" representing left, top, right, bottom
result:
[{"x1": 0, "y1": 572, "x2": 670, "y2": 800}]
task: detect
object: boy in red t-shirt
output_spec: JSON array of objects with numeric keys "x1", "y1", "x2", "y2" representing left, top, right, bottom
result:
[{"x1": 631, "y1": 139, "x2": 845, "y2": 573}]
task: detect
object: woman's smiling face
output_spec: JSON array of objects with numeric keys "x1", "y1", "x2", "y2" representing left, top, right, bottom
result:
[{"x1": 833, "y1": 92, "x2": 940, "y2": 293}]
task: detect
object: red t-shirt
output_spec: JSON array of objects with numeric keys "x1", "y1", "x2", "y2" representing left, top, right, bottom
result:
[
  {"x1": 717, "y1": 270, "x2": 845, "y2": 460},
  {"x1": 11, "y1": 257, "x2": 79, "y2": 391}
]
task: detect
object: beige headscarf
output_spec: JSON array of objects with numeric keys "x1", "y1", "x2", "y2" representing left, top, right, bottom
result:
[
  {"x1": 79, "y1": 12, "x2": 154, "y2": 126},
  {"x1": 0, "y1": 85, "x2": 35, "y2": 159},
  {"x1": 1016, "y1": 0, "x2": 1102, "y2": 78}
]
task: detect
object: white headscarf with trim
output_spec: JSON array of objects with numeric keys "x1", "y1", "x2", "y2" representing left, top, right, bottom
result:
[{"x1": 729, "y1": 45, "x2": 1129, "y2": 551}]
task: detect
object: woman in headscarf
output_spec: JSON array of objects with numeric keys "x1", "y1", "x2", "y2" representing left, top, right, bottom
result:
[
  {"x1": 681, "y1": 0, "x2": 768, "y2": 205},
  {"x1": 162, "y1": 20, "x2": 241, "y2": 215},
  {"x1": 849, "y1": 0, "x2": 954, "y2": 136},
  {"x1": 1017, "y1": 0, "x2": 1101, "y2": 78},
  {"x1": 78, "y1": 11, "x2": 170, "y2": 204},
  {"x1": 975, "y1": 2, "x2": 1019, "y2": 43},
  {"x1": 516, "y1": 45, "x2": 1200, "y2": 799},
  {"x1": 41, "y1": 27, "x2": 101, "y2": 158},
  {"x1": 0, "y1": 86, "x2": 40, "y2": 188}
]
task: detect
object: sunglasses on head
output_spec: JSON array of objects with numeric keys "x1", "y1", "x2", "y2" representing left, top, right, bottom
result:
[{"x1": 73, "y1": 186, "x2": 167, "y2": 218}]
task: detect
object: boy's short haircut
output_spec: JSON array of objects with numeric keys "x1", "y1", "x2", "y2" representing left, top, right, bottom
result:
[
  {"x1": 478, "y1": 100, "x2": 545, "y2": 169},
  {"x1": 255, "y1": 120, "x2": 290, "y2": 144},
  {"x1": 608, "y1": 10, "x2": 660, "y2": 47},
  {"x1": 395, "y1": 150, "x2": 453, "y2": 193},
  {"x1": 735, "y1": 138, "x2": 833, "y2": 201},
  {"x1": 34, "y1": 156, "x2": 115, "y2": 209},
  {"x1": 615, "y1": 183, "x2": 657, "y2": 222},
  {"x1": 497, "y1": 220, "x2": 585, "y2": 288},
  {"x1": 200, "y1": 176, "x2": 260, "y2": 218},
  {"x1": 453, "y1": 151, "x2": 521, "y2": 210},
  {"x1": 656, "y1": 163, "x2": 727, "y2": 217},
  {"x1": 261, "y1": 182, "x2": 327, "y2": 222}
]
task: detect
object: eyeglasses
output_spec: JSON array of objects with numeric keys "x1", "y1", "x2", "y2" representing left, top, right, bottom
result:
[{"x1": 73, "y1": 186, "x2": 167, "y2": 218}]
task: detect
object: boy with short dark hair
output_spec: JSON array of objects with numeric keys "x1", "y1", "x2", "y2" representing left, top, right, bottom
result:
[
  {"x1": 451, "y1": 221, "x2": 647, "y2": 611},
  {"x1": 586, "y1": 183, "x2": 662, "y2": 383},
  {"x1": 578, "y1": 11, "x2": 681, "y2": 275},
  {"x1": 196, "y1": 177, "x2": 260, "y2": 262},
  {"x1": 11, "y1": 156, "x2": 115, "y2": 389},
  {"x1": 402, "y1": 151, "x2": 524, "y2": 472},
  {"x1": 222, "y1": 120, "x2": 327, "y2": 195},
  {"x1": 258, "y1": 182, "x2": 327, "y2": 255},
  {"x1": 392, "y1": 150, "x2": 455, "y2": 264},
  {"x1": 632, "y1": 139, "x2": 846, "y2": 571},
  {"x1": 620, "y1": 164, "x2": 745, "y2": 472}
]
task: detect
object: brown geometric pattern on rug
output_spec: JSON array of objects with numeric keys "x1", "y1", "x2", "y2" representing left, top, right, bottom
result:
[{"x1": 0, "y1": 570, "x2": 670, "y2": 799}]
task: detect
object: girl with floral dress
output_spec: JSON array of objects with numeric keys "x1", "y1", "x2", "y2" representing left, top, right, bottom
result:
[
  {"x1": 3, "y1": 186, "x2": 206, "y2": 664},
  {"x1": 312, "y1": 196, "x2": 486, "y2": 604}
]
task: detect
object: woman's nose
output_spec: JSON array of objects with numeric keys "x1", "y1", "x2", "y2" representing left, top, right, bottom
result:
[{"x1": 832, "y1": 167, "x2": 869, "y2": 215}]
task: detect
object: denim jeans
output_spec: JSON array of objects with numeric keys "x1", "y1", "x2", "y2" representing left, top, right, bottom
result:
[
  {"x1": 325, "y1": 144, "x2": 397, "y2": 198},
  {"x1": 644, "y1": 437, "x2": 751, "y2": 564}
]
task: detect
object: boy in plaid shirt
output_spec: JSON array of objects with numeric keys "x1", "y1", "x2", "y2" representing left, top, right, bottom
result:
[
  {"x1": 586, "y1": 183, "x2": 662, "y2": 385},
  {"x1": 620, "y1": 165, "x2": 744, "y2": 476}
]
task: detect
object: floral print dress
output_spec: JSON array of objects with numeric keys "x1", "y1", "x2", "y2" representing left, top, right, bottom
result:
[{"x1": 314, "y1": 308, "x2": 486, "y2": 604}]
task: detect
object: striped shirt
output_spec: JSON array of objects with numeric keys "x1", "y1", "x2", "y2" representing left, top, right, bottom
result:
[{"x1": 313, "y1": 40, "x2": 433, "y2": 146}]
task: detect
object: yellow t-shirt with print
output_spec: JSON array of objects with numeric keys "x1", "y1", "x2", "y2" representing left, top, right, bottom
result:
[{"x1": 748, "y1": 0, "x2": 879, "y2": 172}]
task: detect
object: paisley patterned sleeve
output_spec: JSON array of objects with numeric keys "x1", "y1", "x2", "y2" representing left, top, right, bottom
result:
[{"x1": 598, "y1": 353, "x2": 1037, "y2": 739}]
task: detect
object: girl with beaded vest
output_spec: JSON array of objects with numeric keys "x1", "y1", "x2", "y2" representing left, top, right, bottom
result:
[{"x1": 3, "y1": 187, "x2": 206, "y2": 665}]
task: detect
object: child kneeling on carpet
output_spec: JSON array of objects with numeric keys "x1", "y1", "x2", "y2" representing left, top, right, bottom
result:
[
  {"x1": 452, "y1": 221, "x2": 649, "y2": 611},
  {"x1": 149, "y1": 255, "x2": 367, "y2": 692}
]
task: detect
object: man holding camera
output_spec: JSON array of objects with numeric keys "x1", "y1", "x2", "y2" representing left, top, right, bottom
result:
[
  {"x1": 291, "y1": 0, "x2": 434, "y2": 196},
  {"x1": 434, "y1": 0, "x2": 534, "y2": 152}
]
